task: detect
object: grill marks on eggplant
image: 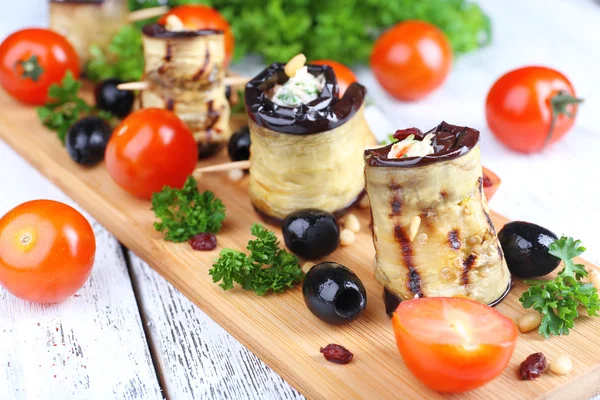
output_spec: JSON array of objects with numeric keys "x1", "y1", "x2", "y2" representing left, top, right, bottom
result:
[
  {"x1": 461, "y1": 254, "x2": 477, "y2": 290},
  {"x1": 388, "y1": 182, "x2": 402, "y2": 218},
  {"x1": 192, "y1": 46, "x2": 211, "y2": 82},
  {"x1": 448, "y1": 229, "x2": 461, "y2": 250},
  {"x1": 393, "y1": 225, "x2": 423, "y2": 297}
]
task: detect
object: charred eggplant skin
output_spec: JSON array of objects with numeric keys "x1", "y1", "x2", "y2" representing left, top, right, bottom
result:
[
  {"x1": 282, "y1": 209, "x2": 340, "y2": 260},
  {"x1": 498, "y1": 221, "x2": 560, "y2": 278},
  {"x1": 303, "y1": 262, "x2": 367, "y2": 325}
]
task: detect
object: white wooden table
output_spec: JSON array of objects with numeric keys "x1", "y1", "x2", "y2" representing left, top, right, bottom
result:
[{"x1": 1, "y1": 0, "x2": 599, "y2": 399}]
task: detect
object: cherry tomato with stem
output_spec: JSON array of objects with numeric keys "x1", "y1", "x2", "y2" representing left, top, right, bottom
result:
[
  {"x1": 0, "y1": 28, "x2": 80, "y2": 105},
  {"x1": 159, "y1": 5, "x2": 234, "y2": 67},
  {"x1": 311, "y1": 60, "x2": 357, "y2": 96},
  {"x1": 0, "y1": 200, "x2": 95, "y2": 303},
  {"x1": 105, "y1": 108, "x2": 198, "y2": 199},
  {"x1": 392, "y1": 297, "x2": 517, "y2": 393},
  {"x1": 486, "y1": 66, "x2": 582, "y2": 153},
  {"x1": 370, "y1": 21, "x2": 452, "y2": 101}
]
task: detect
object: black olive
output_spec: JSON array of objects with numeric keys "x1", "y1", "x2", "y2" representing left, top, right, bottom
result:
[
  {"x1": 65, "y1": 116, "x2": 112, "y2": 166},
  {"x1": 94, "y1": 78, "x2": 134, "y2": 118},
  {"x1": 498, "y1": 221, "x2": 560, "y2": 278},
  {"x1": 282, "y1": 209, "x2": 340, "y2": 259},
  {"x1": 303, "y1": 262, "x2": 367, "y2": 325},
  {"x1": 228, "y1": 126, "x2": 251, "y2": 162}
]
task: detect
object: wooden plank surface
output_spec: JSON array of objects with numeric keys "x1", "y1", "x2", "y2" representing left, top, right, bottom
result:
[
  {"x1": 1, "y1": 88, "x2": 599, "y2": 400},
  {"x1": 0, "y1": 141, "x2": 162, "y2": 400}
]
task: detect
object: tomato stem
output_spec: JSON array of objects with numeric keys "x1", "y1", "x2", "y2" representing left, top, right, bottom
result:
[
  {"x1": 17, "y1": 55, "x2": 44, "y2": 82},
  {"x1": 545, "y1": 91, "x2": 583, "y2": 149}
]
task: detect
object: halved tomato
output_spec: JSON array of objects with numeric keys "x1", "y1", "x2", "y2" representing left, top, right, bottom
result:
[
  {"x1": 392, "y1": 297, "x2": 517, "y2": 393},
  {"x1": 482, "y1": 166, "x2": 501, "y2": 201}
]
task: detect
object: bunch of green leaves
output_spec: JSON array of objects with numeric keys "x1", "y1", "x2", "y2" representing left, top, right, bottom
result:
[
  {"x1": 209, "y1": 224, "x2": 303, "y2": 295},
  {"x1": 36, "y1": 72, "x2": 113, "y2": 143},
  {"x1": 86, "y1": 25, "x2": 145, "y2": 82},
  {"x1": 151, "y1": 176, "x2": 226, "y2": 242},
  {"x1": 520, "y1": 237, "x2": 600, "y2": 338},
  {"x1": 130, "y1": 0, "x2": 491, "y2": 65}
]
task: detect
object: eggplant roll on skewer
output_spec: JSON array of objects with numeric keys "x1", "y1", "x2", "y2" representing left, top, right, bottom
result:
[
  {"x1": 364, "y1": 122, "x2": 511, "y2": 305},
  {"x1": 245, "y1": 62, "x2": 376, "y2": 222},
  {"x1": 141, "y1": 20, "x2": 231, "y2": 158}
]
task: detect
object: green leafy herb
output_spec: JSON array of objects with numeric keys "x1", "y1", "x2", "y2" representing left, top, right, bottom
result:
[
  {"x1": 129, "y1": 0, "x2": 491, "y2": 65},
  {"x1": 520, "y1": 237, "x2": 600, "y2": 338},
  {"x1": 151, "y1": 176, "x2": 226, "y2": 242},
  {"x1": 36, "y1": 72, "x2": 114, "y2": 143},
  {"x1": 379, "y1": 133, "x2": 396, "y2": 145},
  {"x1": 86, "y1": 25, "x2": 145, "y2": 82},
  {"x1": 18, "y1": 55, "x2": 44, "y2": 81},
  {"x1": 209, "y1": 224, "x2": 303, "y2": 295}
]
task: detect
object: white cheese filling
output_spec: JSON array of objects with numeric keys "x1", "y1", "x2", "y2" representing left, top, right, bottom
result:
[
  {"x1": 387, "y1": 133, "x2": 435, "y2": 159},
  {"x1": 271, "y1": 66, "x2": 325, "y2": 107}
]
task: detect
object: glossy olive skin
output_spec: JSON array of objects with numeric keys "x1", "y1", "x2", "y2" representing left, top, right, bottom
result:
[
  {"x1": 498, "y1": 221, "x2": 560, "y2": 278},
  {"x1": 303, "y1": 262, "x2": 367, "y2": 325},
  {"x1": 282, "y1": 209, "x2": 340, "y2": 259},
  {"x1": 66, "y1": 116, "x2": 112, "y2": 166},
  {"x1": 94, "y1": 78, "x2": 134, "y2": 118},
  {"x1": 228, "y1": 126, "x2": 251, "y2": 162}
]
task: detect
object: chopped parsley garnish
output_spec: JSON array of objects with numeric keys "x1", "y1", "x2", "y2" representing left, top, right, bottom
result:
[
  {"x1": 209, "y1": 224, "x2": 304, "y2": 295},
  {"x1": 520, "y1": 236, "x2": 600, "y2": 338}
]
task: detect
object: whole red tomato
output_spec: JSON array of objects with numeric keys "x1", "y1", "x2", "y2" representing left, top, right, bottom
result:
[
  {"x1": 486, "y1": 66, "x2": 581, "y2": 153},
  {"x1": 105, "y1": 108, "x2": 198, "y2": 199},
  {"x1": 392, "y1": 297, "x2": 517, "y2": 393},
  {"x1": 370, "y1": 21, "x2": 452, "y2": 101},
  {"x1": 0, "y1": 28, "x2": 80, "y2": 105},
  {"x1": 311, "y1": 60, "x2": 357, "y2": 96},
  {"x1": 159, "y1": 5, "x2": 234, "y2": 66},
  {"x1": 0, "y1": 200, "x2": 95, "y2": 303}
]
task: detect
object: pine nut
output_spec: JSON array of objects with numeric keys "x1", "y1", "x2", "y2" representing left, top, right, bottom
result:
[
  {"x1": 359, "y1": 196, "x2": 370, "y2": 209},
  {"x1": 284, "y1": 53, "x2": 306, "y2": 77},
  {"x1": 416, "y1": 233, "x2": 428, "y2": 245},
  {"x1": 302, "y1": 262, "x2": 315, "y2": 274},
  {"x1": 344, "y1": 214, "x2": 361, "y2": 233},
  {"x1": 590, "y1": 269, "x2": 600, "y2": 292},
  {"x1": 228, "y1": 168, "x2": 244, "y2": 182},
  {"x1": 468, "y1": 235, "x2": 482, "y2": 245},
  {"x1": 518, "y1": 312, "x2": 542, "y2": 333},
  {"x1": 165, "y1": 15, "x2": 185, "y2": 31},
  {"x1": 340, "y1": 229, "x2": 355, "y2": 246},
  {"x1": 408, "y1": 216, "x2": 421, "y2": 241},
  {"x1": 550, "y1": 354, "x2": 573, "y2": 375}
]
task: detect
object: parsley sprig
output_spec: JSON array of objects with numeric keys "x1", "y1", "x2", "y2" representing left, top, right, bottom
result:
[
  {"x1": 209, "y1": 224, "x2": 304, "y2": 295},
  {"x1": 520, "y1": 237, "x2": 600, "y2": 338},
  {"x1": 36, "y1": 72, "x2": 113, "y2": 143},
  {"x1": 151, "y1": 176, "x2": 226, "y2": 242}
]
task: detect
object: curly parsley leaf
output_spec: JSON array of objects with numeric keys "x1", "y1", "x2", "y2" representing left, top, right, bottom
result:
[
  {"x1": 520, "y1": 237, "x2": 600, "y2": 338},
  {"x1": 36, "y1": 72, "x2": 114, "y2": 143},
  {"x1": 86, "y1": 25, "x2": 144, "y2": 82},
  {"x1": 209, "y1": 223, "x2": 303, "y2": 295},
  {"x1": 151, "y1": 176, "x2": 226, "y2": 242}
]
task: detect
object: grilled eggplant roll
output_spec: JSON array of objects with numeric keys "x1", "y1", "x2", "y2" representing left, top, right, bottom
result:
[
  {"x1": 364, "y1": 122, "x2": 511, "y2": 306},
  {"x1": 141, "y1": 22, "x2": 231, "y2": 158},
  {"x1": 245, "y1": 63, "x2": 376, "y2": 223}
]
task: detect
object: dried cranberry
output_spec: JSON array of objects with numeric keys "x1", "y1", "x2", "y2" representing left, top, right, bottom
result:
[
  {"x1": 189, "y1": 233, "x2": 217, "y2": 251},
  {"x1": 482, "y1": 173, "x2": 494, "y2": 188},
  {"x1": 320, "y1": 344, "x2": 353, "y2": 364},
  {"x1": 518, "y1": 352, "x2": 547, "y2": 380}
]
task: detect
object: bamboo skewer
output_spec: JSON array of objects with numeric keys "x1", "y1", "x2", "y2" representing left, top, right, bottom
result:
[
  {"x1": 117, "y1": 76, "x2": 249, "y2": 92},
  {"x1": 194, "y1": 160, "x2": 251, "y2": 175},
  {"x1": 128, "y1": 6, "x2": 170, "y2": 22}
]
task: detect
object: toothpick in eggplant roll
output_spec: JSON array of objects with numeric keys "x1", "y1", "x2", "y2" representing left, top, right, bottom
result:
[
  {"x1": 141, "y1": 18, "x2": 231, "y2": 158},
  {"x1": 364, "y1": 122, "x2": 511, "y2": 308},
  {"x1": 245, "y1": 62, "x2": 376, "y2": 223}
]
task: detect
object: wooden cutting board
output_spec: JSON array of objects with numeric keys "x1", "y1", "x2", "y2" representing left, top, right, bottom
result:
[{"x1": 0, "y1": 89, "x2": 599, "y2": 400}]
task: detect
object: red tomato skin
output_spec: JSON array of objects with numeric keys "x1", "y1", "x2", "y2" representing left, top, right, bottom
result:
[
  {"x1": 0, "y1": 29, "x2": 80, "y2": 105},
  {"x1": 486, "y1": 66, "x2": 578, "y2": 153},
  {"x1": 370, "y1": 20, "x2": 452, "y2": 101},
  {"x1": 159, "y1": 5, "x2": 234, "y2": 67},
  {"x1": 0, "y1": 200, "x2": 95, "y2": 303},
  {"x1": 311, "y1": 60, "x2": 357, "y2": 96},
  {"x1": 105, "y1": 108, "x2": 198, "y2": 199},
  {"x1": 392, "y1": 298, "x2": 518, "y2": 393}
]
